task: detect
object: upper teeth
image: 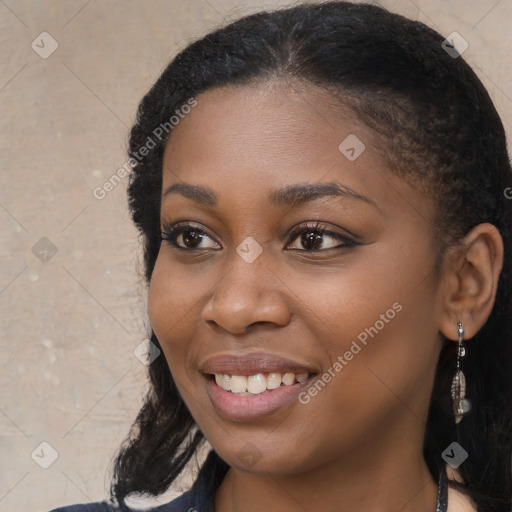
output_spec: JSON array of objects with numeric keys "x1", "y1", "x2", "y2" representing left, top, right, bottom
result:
[{"x1": 214, "y1": 372, "x2": 309, "y2": 394}]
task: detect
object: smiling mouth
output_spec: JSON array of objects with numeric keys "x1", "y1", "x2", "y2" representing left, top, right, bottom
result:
[{"x1": 206, "y1": 371, "x2": 318, "y2": 396}]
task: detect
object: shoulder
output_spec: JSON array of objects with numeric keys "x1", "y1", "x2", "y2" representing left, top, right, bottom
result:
[
  {"x1": 46, "y1": 491, "x2": 203, "y2": 512},
  {"x1": 446, "y1": 466, "x2": 478, "y2": 512},
  {"x1": 447, "y1": 485, "x2": 478, "y2": 512},
  {"x1": 48, "y1": 502, "x2": 117, "y2": 512},
  {"x1": 49, "y1": 450, "x2": 228, "y2": 512},
  {"x1": 46, "y1": 496, "x2": 192, "y2": 512},
  {"x1": 151, "y1": 491, "x2": 196, "y2": 511}
]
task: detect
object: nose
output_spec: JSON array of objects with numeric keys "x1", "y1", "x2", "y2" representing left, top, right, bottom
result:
[{"x1": 201, "y1": 249, "x2": 292, "y2": 335}]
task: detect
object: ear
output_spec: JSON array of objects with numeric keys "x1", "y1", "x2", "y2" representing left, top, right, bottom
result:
[{"x1": 438, "y1": 223, "x2": 504, "y2": 341}]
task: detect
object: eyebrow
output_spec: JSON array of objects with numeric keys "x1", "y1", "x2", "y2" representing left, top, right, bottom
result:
[{"x1": 162, "y1": 181, "x2": 375, "y2": 209}]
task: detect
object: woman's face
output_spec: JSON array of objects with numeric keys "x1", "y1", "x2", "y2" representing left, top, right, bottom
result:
[{"x1": 148, "y1": 81, "x2": 446, "y2": 474}]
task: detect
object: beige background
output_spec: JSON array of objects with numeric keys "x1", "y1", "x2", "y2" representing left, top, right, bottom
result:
[{"x1": 0, "y1": 1, "x2": 510, "y2": 511}]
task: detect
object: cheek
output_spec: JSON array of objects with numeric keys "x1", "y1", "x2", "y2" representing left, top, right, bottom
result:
[
  {"x1": 147, "y1": 254, "x2": 204, "y2": 370},
  {"x1": 295, "y1": 243, "x2": 440, "y2": 401}
]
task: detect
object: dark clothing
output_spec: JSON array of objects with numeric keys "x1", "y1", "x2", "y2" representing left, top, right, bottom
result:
[
  {"x1": 49, "y1": 451, "x2": 229, "y2": 512},
  {"x1": 49, "y1": 452, "x2": 448, "y2": 512}
]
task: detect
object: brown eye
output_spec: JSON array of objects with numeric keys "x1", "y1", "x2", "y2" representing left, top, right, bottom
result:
[
  {"x1": 287, "y1": 223, "x2": 357, "y2": 252},
  {"x1": 177, "y1": 228, "x2": 205, "y2": 248},
  {"x1": 160, "y1": 223, "x2": 221, "y2": 250},
  {"x1": 299, "y1": 230, "x2": 325, "y2": 251}
]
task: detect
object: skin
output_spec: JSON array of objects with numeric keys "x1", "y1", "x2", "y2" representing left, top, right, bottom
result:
[{"x1": 147, "y1": 80, "x2": 503, "y2": 512}]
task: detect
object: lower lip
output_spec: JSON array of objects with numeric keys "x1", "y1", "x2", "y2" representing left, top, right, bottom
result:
[{"x1": 204, "y1": 374, "x2": 314, "y2": 421}]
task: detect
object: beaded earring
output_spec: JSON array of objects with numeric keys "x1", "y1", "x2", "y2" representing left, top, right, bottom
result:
[{"x1": 450, "y1": 322, "x2": 471, "y2": 424}]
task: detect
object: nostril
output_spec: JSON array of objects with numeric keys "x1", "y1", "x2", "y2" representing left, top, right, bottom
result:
[{"x1": 248, "y1": 321, "x2": 269, "y2": 328}]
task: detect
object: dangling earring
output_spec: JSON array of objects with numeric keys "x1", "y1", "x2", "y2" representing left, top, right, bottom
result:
[{"x1": 450, "y1": 322, "x2": 471, "y2": 424}]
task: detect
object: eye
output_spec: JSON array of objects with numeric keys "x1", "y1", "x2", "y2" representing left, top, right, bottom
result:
[
  {"x1": 286, "y1": 221, "x2": 358, "y2": 251},
  {"x1": 160, "y1": 222, "x2": 221, "y2": 250},
  {"x1": 160, "y1": 220, "x2": 358, "y2": 252}
]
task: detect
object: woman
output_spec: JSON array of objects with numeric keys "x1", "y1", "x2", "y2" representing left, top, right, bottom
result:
[{"x1": 51, "y1": 1, "x2": 512, "y2": 511}]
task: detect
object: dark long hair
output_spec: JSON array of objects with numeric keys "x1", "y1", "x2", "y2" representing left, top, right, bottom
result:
[{"x1": 110, "y1": 2, "x2": 512, "y2": 510}]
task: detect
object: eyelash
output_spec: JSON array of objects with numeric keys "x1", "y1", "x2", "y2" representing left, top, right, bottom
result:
[{"x1": 159, "y1": 221, "x2": 358, "y2": 252}]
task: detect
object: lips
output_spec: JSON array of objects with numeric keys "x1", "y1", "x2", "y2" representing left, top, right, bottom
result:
[
  {"x1": 199, "y1": 351, "x2": 318, "y2": 420},
  {"x1": 199, "y1": 351, "x2": 317, "y2": 376}
]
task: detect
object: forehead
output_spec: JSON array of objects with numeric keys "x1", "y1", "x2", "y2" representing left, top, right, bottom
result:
[
  {"x1": 160, "y1": 81, "x2": 430, "y2": 223},
  {"x1": 166, "y1": 81, "x2": 365, "y2": 155}
]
